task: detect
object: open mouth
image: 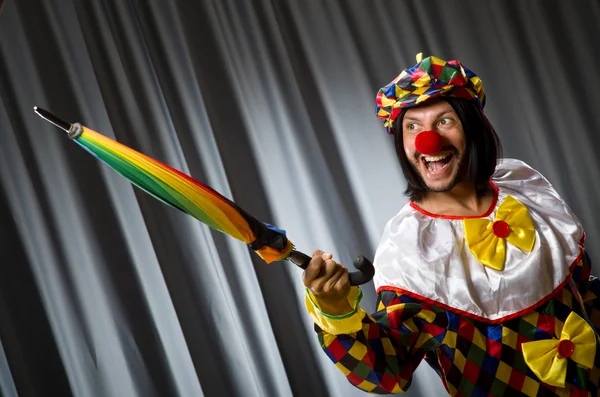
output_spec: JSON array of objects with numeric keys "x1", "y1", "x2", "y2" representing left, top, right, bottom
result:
[{"x1": 421, "y1": 153, "x2": 453, "y2": 172}]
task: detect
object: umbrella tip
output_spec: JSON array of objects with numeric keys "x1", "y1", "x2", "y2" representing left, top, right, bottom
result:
[
  {"x1": 33, "y1": 106, "x2": 45, "y2": 118},
  {"x1": 33, "y1": 106, "x2": 73, "y2": 133}
]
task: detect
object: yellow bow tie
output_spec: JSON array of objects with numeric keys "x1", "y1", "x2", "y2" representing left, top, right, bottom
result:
[
  {"x1": 463, "y1": 195, "x2": 535, "y2": 271},
  {"x1": 521, "y1": 312, "x2": 597, "y2": 388}
]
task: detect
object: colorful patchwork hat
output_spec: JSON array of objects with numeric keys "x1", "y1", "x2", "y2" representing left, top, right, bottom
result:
[{"x1": 376, "y1": 53, "x2": 485, "y2": 135}]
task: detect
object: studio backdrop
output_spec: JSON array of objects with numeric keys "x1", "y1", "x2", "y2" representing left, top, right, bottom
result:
[{"x1": 1, "y1": 1, "x2": 600, "y2": 396}]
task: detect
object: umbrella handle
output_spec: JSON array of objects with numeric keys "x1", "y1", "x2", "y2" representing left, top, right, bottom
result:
[{"x1": 287, "y1": 250, "x2": 375, "y2": 286}]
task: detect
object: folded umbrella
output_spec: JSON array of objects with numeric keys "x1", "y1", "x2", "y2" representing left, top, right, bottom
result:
[{"x1": 34, "y1": 107, "x2": 374, "y2": 285}]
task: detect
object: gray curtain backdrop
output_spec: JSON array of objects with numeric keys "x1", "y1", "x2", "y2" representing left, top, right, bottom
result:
[{"x1": 1, "y1": 1, "x2": 599, "y2": 396}]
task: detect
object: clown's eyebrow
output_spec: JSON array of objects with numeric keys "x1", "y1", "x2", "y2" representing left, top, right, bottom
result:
[{"x1": 404, "y1": 109, "x2": 454, "y2": 122}]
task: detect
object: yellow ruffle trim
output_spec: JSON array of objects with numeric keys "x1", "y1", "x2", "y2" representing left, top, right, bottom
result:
[{"x1": 304, "y1": 286, "x2": 366, "y2": 335}]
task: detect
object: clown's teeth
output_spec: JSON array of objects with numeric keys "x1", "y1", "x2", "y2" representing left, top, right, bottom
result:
[
  {"x1": 424, "y1": 153, "x2": 451, "y2": 162},
  {"x1": 426, "y1": 160, "x2": 450, "y2": 172}
]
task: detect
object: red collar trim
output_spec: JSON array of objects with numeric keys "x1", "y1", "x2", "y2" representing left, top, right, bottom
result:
[
  {"x1": 376, "y1": 234, "x2": 586, "y2": 324},
  {"x1": 409, "y1": 181, "x2": 499, "y2": 220}
]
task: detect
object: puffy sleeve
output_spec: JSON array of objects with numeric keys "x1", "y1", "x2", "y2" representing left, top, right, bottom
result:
[
  {"x1": 305, "y1": 288, "x2": 448, "y2": 393},
  {"x1": 570, "y1": 250, "x2": 600, "y2": 331}
]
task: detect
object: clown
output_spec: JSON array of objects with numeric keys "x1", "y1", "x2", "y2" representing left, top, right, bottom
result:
[{"x1": 303, "y1": 54, "x2": 600, "y2": 396}]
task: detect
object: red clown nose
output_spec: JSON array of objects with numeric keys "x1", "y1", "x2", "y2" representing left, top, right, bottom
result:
[{"x1": 415, "y1": 130, "x2": 442, "y2": 155}]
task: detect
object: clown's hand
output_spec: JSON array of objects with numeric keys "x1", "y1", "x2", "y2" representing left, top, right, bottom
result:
[{"x1": 303, "y1": 250, "x2": 353, "y2": 315}]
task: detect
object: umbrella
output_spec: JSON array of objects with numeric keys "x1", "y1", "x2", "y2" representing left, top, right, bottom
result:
[{"x1": 34, "y1": 107, "x2": 374, "y2": 286}]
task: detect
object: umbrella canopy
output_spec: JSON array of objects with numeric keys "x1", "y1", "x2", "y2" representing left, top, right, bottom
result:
[{"x1": 34, "y1": 107, "x2": 374, "y2": 285}]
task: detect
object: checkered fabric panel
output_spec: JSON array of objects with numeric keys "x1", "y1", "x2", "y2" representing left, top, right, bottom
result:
[
  {"x1": 574, "y1": 252, "x2": 600, "y2": 332},
  {"x1": 315, "y1": 252, "x2": 600, "y2": 396}
]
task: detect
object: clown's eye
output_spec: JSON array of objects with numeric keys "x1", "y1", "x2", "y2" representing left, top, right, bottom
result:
[
  {"x1": 438, "y1": 118, "x2": 454, "y2": 126},
  {"x1": 406, "y1": 123, "x2": 418, "y2": 130}
]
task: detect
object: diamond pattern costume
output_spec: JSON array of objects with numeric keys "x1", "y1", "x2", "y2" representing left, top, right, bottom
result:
[{"x1": 305, "y1": 159, "x2": 600, "y2": 396}]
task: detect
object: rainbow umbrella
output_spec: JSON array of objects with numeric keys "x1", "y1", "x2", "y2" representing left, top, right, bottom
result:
[{"x1": 34, "y1": 107, "x2": 374, "y2": 285}]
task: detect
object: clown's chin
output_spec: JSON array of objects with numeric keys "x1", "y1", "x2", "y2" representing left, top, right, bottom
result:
[{"x1": 415, "y1": 152, "x2": 463, "y2": 192}]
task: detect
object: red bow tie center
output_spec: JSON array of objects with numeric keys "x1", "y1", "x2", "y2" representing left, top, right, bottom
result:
[
  {"x1": 492, "y1": 220, "x2": 510, "y2": 238},
  {"x1": 557, "y1": 339, "x2": 574, "y2": 358}
]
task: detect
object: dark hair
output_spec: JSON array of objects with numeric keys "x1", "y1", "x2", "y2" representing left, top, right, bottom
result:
[{"x1": 392, "y1": 97, "x2": 502, "y2": 202}]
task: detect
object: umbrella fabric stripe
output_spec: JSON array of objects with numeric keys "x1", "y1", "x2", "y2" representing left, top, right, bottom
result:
[
  {"x1": 76, "y1": 129, "x2": 251, "y2": 241},
  {"x1": 258, "y1": 243, "x2": 294, "y2": 263},
  {"x1": 75, "y1": 140, "x2": 189, "y2": 212},
  {"x1": 73, "y1": 137, "x2": 222, "y2": 228},
  {"x1": 76, "y1": 127, "x2": 253, "y2": 243},
  {"x1": 84, "y1": 141, "x2": 227, "y2": 233},
  {"x1": 88, "y1": 142, "x2": 228, "y2": 233},
  {"x1": 154, "y1": 178, "x2": 238, "y2": 234}
]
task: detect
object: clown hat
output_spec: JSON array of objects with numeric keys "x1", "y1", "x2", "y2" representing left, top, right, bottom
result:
[{"x1": 376, "y1": 53, "x2": 485, "y2": 134}]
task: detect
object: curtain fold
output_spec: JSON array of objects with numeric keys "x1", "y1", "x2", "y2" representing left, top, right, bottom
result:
[{"x1": 1, "y1": 1, "x2": 599, "y2": 396}]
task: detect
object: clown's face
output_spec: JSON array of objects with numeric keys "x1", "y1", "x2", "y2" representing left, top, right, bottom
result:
[{"x1": 402, "y1": 100, "x2": 467, "y2": 193}]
